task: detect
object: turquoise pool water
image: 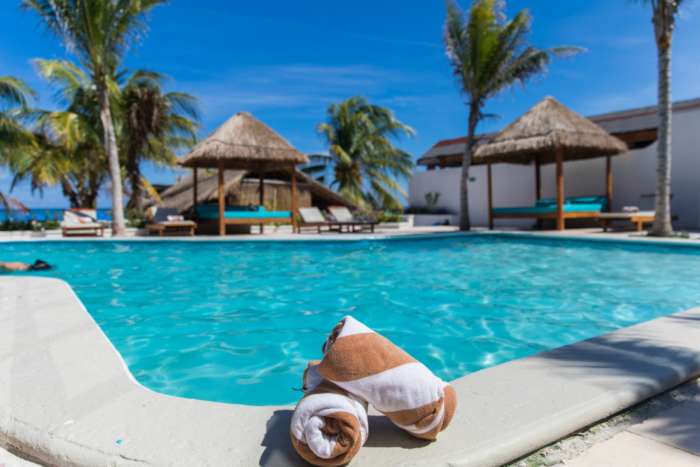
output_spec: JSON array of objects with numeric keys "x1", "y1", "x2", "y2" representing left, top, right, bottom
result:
[{"x1": 4, "y1": 235, "x2": 700, "y2": 405}]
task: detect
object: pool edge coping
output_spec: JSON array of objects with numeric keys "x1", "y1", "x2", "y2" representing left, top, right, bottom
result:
[
  {"x1": 2, "y1": 228, "x2": 700, "y2": 250},
  {"x1": 2, "y1": 277, "x2": 700, "y2": 467}
]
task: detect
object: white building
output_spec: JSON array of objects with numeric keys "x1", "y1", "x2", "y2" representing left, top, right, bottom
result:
[{"x1": 409, "y1": 98, "x2": 700, "y2": 230}]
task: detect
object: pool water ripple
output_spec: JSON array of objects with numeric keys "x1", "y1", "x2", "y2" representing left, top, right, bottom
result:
[{"x1": 3, "y1": 235, "x2": 700, "y2": 405}]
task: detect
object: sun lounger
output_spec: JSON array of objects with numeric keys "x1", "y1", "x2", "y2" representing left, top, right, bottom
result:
[
  {"x1": 599, "y1": 211, "x2": 655, "y2": 232},
  {"x1": 61, "y1": 209, "x2": 106, "y2": 237},
  {"x1": 327, "y1": 206, "x2": 377, "y2": 233},
  {"x1": 147, "y1": 208, "x2": 197, "y2": 236},
  {"x1": 296, "y1": 207, "x2": 341, "y2": 234}
]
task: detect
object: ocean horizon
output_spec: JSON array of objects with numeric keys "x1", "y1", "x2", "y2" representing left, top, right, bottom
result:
[{"x1": 0, "y1": 208, "x2": 113, "y2": 222}]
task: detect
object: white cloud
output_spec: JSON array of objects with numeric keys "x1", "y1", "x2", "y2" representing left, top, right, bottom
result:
[
  {"x1": 580, "y1": 83, "x2": 657, "y2": 116},
  {"x1": 176, "y1": 63, "x2": 438, "y2": 126}
]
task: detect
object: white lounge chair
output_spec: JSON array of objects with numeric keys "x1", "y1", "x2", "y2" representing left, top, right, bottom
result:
[
  {"x1": 327, "y1": 206, "x2": 377, "y2": 233},
  {"x1": 61, "y1": 209, "x2": 106, "y2": 237},
  {"x1": 296, "y1": 207, "x2": 341, "y2": 234}
]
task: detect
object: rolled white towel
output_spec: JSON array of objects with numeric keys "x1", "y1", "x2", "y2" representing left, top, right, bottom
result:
[{"x1": 290, "y1": 362, "x2": 369, "y2": 466}]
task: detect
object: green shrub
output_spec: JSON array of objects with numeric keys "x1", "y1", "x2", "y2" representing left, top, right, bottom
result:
[
  {"x1": 0, "y1": 219, "x2": 61, "y2": 231},
  {"x1": 126, "y1": 208, "x2": 147, "y2": 228}
]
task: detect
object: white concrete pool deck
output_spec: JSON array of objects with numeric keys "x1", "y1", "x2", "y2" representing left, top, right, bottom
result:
[
  {"x1": 3, "y1": 277, "x2": 700, "y2": 466},
  {"x1": 566, "y1": 410, "x2": 700, "y2": 467}
]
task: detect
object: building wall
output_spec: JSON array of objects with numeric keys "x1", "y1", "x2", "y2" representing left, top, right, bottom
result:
[{"x1": 409, "y1": 106, "x2": 700, "y2": 229}]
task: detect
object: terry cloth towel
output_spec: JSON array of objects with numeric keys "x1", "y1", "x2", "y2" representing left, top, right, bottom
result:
[
  {"x1": 290, "y1": 362, "x2": 369, "y2": 466},
  {"x1": 318, "y1": 316, "x2": 457, "y2": 441}
]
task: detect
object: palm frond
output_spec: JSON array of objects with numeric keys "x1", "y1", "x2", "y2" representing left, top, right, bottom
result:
[
  {"x1": 140, "y1": 175, "x2": 163, "y2": 204},
  {"x1": 0, "y1": 77, "x2": 36, "y2": 110},
  {"x1": 318, "y1": 96, "x2": 414, "y2": 210}
]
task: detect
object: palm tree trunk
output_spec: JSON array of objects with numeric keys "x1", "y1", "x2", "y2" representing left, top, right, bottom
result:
[
  {"x1": 60, "y1": 179, "x2": 80, "y2": 209},
  {"x1": 126, "y1": 154, "x2": 143, "y2": 212},
  {"x1": 98, "y1": 85, "x2": 126, "y2": 235},
  {"x1": 459, "y1": 103, "x2": 479, "y2": 231},
  {"x1": 651, "y1": 14, "x2": 674, "y2": 237}
]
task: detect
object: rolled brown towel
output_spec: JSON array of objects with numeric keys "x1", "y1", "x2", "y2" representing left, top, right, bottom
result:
[{"x1": 318, "y1": 316, "x2": 457, "y2": 441}]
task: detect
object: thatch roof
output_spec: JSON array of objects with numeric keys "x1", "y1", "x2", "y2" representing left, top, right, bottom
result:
[
  {"x1": 155, "y1": 169, "x2": 354, "y2": 212},
  {"x1": 474, "y1": 97, "x2": 628, "y2": 165},
  {"x1": 179, "y1": 112, "x2": 309, "y2": 169}
]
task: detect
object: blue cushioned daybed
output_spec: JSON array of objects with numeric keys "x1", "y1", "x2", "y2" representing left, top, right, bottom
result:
[
  {"x1": 196, "y1": 205, "x2": 291, "y2": 224},
  {"x1": 492, "y1": 196, "x2": 608, "y2": 220}
]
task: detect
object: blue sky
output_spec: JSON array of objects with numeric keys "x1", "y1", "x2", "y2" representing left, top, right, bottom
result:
[{"x1": 1, "y1": 0, "x2": 699, "y2": 208}]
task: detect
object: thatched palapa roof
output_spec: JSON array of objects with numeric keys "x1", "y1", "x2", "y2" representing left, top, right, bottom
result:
[
  {"x1": 474, "y1": 97, "x2": 628, "y2": 165},
  {"x1": 155, "y1": 169, "x2": 354, "y2": 212},
  {"x1": 179, "y1": 112, "x2": 309, "y2": 169}
]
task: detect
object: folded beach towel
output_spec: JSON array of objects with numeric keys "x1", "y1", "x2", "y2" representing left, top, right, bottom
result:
[
  {"x1": 290, "y1": 362, "x2": 369, "y2": 466},
  {"x1": 318, "y1": 316, "x2": 457, "y2": 441}
]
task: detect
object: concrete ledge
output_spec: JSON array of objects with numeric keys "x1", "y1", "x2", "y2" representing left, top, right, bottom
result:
[
  {"x1": 2, "y1": 277, "x2": 700, "y2": 466},
  {"x1": 0, "y1": 227, "x2": 460, "y2": 243}
]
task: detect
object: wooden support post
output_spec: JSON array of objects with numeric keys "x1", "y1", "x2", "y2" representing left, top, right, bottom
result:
[
  {"x1": 606, "y1": 155, "x2": 613, "y2": 212},
  {"x1": 192, "y1": 168, "x2": 198, "y2": 219},
  {"x1": 487, "y1": 163, "x2": 494, "y2": 230},
  {"x1": 555, "y1": 148, "x2": 565, "y2": 231},
  {"x1": 218, "y1": 164, "x2": 225, "y2": 236},
  {"x1": 290, "y1": 164, "x2": 298, "y2": 232},
  {"x1": 259, "y1": 172, "x2": 265, "y2": 234},
  {"x1": 535, "y1": 158, "x2": 542, "y2": 201}
]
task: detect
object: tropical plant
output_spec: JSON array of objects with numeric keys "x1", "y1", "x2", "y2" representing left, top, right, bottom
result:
[
  {"x1": 0, "y1": 76, "x2": 35, "y2": 211},
  {"x1": 425, "y1": 192, "x2": 441, "y2": 210},
  {"x1": 24, "y1": 0, "x2": 167, "y2": 235},
  {"x1": 317, "y1": 96, "x2": 414, "y2": 211},
  {"x1": 14, "y1": 60, "x2": 198, "y2": 211},
  {"x1": 444, "y1": 0, "x2": 579, "y2": 230},
  {"x1": 10, "y1": 59, "x2": 108, "y2": 209},
  {"x1": 641, "y1": 0, "x2": 685, "y2": 237},
  {"x1": 120, "y1": 71, "x2": 199, "y2": 212}
]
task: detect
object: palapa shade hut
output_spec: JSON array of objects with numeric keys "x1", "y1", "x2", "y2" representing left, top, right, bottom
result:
[
  {"x1": 474, "y1": 97, "x2": 628, "y2": 230},
  {"x1": 154, "y1": 169, "x2": 355, "y2": 212},
  {"x1": 179, "y1": 112, "x2": 309, "y2": 235}
]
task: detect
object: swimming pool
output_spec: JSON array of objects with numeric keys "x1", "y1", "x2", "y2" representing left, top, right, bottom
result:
[{"x1": 4, "y1": 235, "x2": 700, "y2": 405}]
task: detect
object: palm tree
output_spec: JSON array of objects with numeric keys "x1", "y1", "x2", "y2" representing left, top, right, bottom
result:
[
  {"x1": 24, "y1": 0, "x2": 167, "y2": 235},
  {"x1": 444, "y1": 0, "x2": 579, "y2": 230},
  {"x1": 10, "y1": 59, "x2": 108, "y2": 209},
  {"x1": 12, "y1": 129, "x2": 107, "y2": 208},
  {"x1": 318, "y1": 97, "x2": 414, "y2": 211},
  {"x1": 0, "y1": 76, "x2": 35, "y2": 211},
  {"x1": 641, "y1": 0, "x2": 684, "y2": 237},
  {"x1": 120, "y1": 71, "x2": 199, "y2": 212}
]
